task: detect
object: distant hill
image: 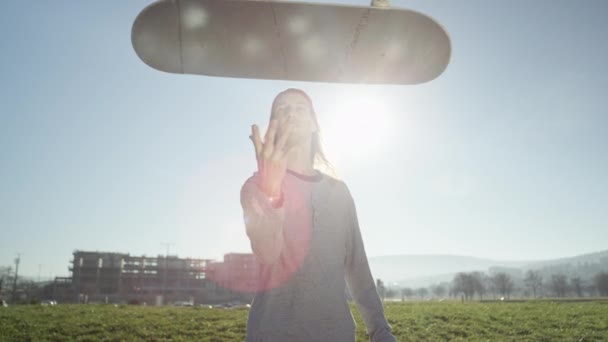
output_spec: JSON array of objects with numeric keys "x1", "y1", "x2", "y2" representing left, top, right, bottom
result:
[
  {"x1": 524, "y1": 249, "x2": 608, "y2": 269},
  {"x1": 368, "y1": 249, "x2": 608, "y2": 288}
]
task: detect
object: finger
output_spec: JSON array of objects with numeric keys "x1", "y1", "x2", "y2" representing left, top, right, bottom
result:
[
  {"x1": 264, "y1": 120, "x2": 279, "y2": 146},
  {"x1": 263, "y1": 120, "x2": 278, "y2": 158},
  {"x1": 251, "y1": 125, "x2": 263, "y2": 159},
  {"x1": 250, "y1": 134, "x2": 261, "y2": 161}
]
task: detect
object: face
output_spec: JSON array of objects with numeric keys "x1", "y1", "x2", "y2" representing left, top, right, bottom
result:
[{"x1": 271, "y1": 91, "x2": 318, "y2": 147}]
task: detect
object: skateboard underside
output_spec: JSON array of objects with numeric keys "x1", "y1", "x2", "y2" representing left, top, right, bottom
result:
[{"x1": 132, "y1": 0, "x2": 451, "y2": 84}]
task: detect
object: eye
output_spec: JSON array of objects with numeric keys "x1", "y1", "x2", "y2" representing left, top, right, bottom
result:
[{"x1": 273, "y1": 105, "x2": 288, "y2": 115}]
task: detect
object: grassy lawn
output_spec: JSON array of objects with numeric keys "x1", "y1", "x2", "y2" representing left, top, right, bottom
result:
[{"x1": 1, "y1": 300, "x2": 607, "y2": 341}]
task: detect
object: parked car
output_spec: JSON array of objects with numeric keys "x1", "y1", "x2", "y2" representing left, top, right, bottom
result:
[{"x1": 173, "y1": 301, "x2": 193, "y2": 307}]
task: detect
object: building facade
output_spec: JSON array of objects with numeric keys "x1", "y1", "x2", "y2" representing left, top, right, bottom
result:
[
  {"x1": 65, "y1": 250, "x2": 258, "y2": 304},
  {"x1": 207, "y1": 253, "x2": 259, "y2": 293}
]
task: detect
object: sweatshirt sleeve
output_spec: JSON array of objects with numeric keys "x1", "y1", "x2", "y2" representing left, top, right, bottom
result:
[
  {"x1": 343, "y1": 184, "x2": 397, "y2": 342},
  {"x1": 240, "y1": 173, "x2": 286, "y2": 265}
]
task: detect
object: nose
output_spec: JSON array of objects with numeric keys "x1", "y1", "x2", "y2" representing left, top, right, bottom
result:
[{"x1": 285, "y1": 107, "x2": 296, "y2": 118}]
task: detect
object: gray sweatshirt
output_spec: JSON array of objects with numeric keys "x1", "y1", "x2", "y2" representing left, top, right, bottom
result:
[{"x1": 240, "y1": 169, "x2": 396, "y2": 342}]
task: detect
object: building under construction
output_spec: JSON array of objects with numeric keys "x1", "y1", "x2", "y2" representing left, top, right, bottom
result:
[{"x1": 57, "y1": 250, "x2": 259, "y2": 304}]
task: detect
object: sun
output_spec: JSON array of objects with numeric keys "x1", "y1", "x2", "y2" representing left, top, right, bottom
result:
[{"x1": 319, "y1": 89, "x2": 396, "y2": 168}]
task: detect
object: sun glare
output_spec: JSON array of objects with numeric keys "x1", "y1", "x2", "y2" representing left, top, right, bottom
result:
[{"x1": 320, "y1": 90, "x2": 396, "y2": 167}]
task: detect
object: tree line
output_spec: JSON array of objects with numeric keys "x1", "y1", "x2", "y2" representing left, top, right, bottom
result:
[{"x1": 377, "y1": 270, "x2": 608, "y2": 301}]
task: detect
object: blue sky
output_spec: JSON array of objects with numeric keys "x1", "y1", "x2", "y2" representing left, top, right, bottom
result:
[{"x1": 1, "y1": 0, "x2": 607, "y2": 279}]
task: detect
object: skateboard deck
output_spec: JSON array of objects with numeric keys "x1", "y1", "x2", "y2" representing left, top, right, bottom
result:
[{"x1": 131, "y1": 0, "x2": 451, "y2": 84}]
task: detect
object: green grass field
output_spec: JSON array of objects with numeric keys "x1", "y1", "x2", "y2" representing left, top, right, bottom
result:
[{"x1": 1, "y1": 301, "x2": 608, "y2": 341}]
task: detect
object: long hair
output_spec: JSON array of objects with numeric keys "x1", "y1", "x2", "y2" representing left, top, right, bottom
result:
[{"x1": 271, "y1": 88, "x2": 338, "y2": 178}]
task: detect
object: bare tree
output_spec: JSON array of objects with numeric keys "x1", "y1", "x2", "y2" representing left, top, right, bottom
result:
[
  {"x1": 570, "y1": 277, "x2": 584, "y2": 298},
  {"x1": 594, "y1": 272, "x2": 608, "y2": 297},
  {"x1": 401, "y1": 287, "x2": 414, "y2": 301},
  {"x1": 485, "y1": 274, "x2": 497, "y2": 299},
  {"x1": 0, "y1": 267, "x2": 11, "y2": 281},
  {"x1": 0, "y1": 266, "x2": 12, "y2": 300},
  {"x1": 524, "y1": 270, "x2": 543, "y2": 298},
  {"x1": 453, "y1": 273, "x2": 474, "y2": 301},
  {"x1": 431, "y1": 283, "x2": 447, "y2": 298},
  {"x1": 453, "y1": 272, "x2": 485, "y2": 300},
  {"x1": 551, "y1": 274, "x2": 568, "y2": 298},
  {"x1": 471, "y1": 272, "x2": 487, "y2": 300},
  {"x1": 416, "y1": 287, "x2": 429, "y2": 300},
  {"x1": 491, "y1": 272, "x2": 514, "y2": 300}
]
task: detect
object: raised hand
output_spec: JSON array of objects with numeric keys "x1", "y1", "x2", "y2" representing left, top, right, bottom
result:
[{"x1": 250, "y1": 119, "x2": 293, "y2": 198}]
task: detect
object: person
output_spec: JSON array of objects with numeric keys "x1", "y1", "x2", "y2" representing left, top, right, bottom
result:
[{"x1": 240, "y1": 88, "x2": 397, "y2": 342}]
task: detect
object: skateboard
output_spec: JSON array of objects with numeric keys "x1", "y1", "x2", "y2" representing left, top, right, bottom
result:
[{"x1": 131, "y1": 0, "x2": 451, "y2": 84}]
